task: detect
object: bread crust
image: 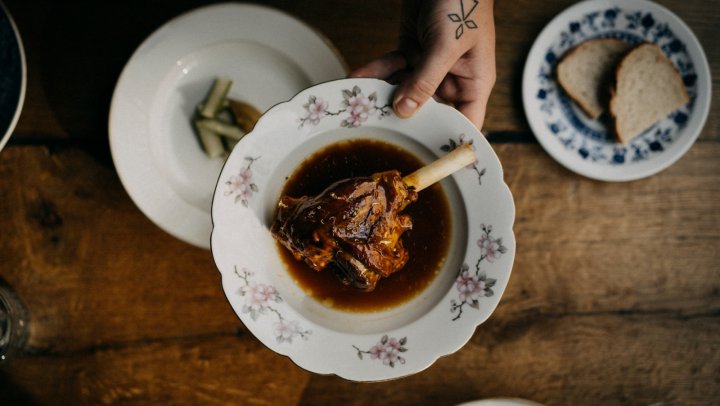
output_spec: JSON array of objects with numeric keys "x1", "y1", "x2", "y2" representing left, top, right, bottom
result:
[
  {"x1": 556, "y1": 38, "x2": 631, "y2": 119},
  {"x1": 556, "y1": 40, "x2": 600, "y2": 119},
  {"x1": 609, "y1": 42, "x2": 690, "y2": 143}
]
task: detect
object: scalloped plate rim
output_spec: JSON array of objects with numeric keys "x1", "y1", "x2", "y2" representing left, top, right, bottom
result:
[
  {"x1": 521, "y1": 0, "x2": 711, "y2": 182},
  {"x1": 210, "y1": 78, "x2": 516, "y2": 381}
]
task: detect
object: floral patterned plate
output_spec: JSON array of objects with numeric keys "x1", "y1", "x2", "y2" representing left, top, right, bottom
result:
[
  {"x1": 522, "y1": 0, "x2": 711, "y2": 181},
  {"x1": 109, "y1": 3, "x2": 347, "y2": 248},
  {"x1": 211, "y1": 78, "x2": 516, "y2": 381}
]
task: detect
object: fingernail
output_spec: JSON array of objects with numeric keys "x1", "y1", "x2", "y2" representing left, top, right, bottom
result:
[{"x1": 394, "y1": 97, "x2": 418, "y2": 118}]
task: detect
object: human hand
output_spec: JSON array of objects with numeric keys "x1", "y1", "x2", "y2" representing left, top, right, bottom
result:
[{"x1": 350, "y1": 0, "x2": 496, "y2": 130}]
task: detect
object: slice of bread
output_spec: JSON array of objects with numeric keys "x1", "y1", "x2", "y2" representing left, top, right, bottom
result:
[
  {"x1": 557, "y1": 38, "x2": 633, "y2": 119},
  {"x1": 609, "y1": 43, "x2": 690, "y2": 143}
]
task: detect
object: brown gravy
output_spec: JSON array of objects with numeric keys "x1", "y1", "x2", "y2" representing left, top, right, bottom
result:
[{"x1": 276, "y1": 139, "x2": 451, "y2": 312}]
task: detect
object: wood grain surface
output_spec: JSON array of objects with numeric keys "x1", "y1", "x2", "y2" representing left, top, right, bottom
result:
[{"x1": 1, "y1": 0, "x2": 718, "y2": 405}]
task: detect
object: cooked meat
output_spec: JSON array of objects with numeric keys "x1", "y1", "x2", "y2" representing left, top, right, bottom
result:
[
  {"x1": 271, "y1": 170, "x2": 417, "y2": 291},
  {"x1": 272, "y1": 143, "x2": 476, "y2": 292}
]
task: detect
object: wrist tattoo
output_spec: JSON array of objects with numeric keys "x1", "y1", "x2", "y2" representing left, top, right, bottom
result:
[{"x1": 448, "y1": 0, "x2": 479, "y2": 39}]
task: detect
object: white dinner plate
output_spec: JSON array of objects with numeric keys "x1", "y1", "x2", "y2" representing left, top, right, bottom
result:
[
  {"x1": 0, "y1": 2, "x2": 26, "y2": 153},
  {"x1": 457, "y1": 399, "x2": 544, "y2": 406},
  {"x1": 109, "y1": 3, "x2": 347, "y2": 248},
  {"x1": 211, "y1": 78, "x2": 516, "y2": 381},
  {"x1": 522, "y1": 0, "x2": 711, "y2": 181}
]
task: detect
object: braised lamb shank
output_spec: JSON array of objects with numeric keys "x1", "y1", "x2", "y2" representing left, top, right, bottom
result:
[
  {"x1": 272, "y1": 170, "x2": 415, "y2": 291},
  {"x1": 271, "y1": 144, "x2": 475, "y2": 292}
]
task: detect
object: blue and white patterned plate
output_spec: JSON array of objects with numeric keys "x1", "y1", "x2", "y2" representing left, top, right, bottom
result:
[
  {"x1": 522, "y1": 0, "x2": 711, "y2": 181},
  {"x1": 0, "y1": 2, "x2": 26, "y2": 152}
]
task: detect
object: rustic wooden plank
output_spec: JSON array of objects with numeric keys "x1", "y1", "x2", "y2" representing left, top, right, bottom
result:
[
  {"x1": 494, "y1": 141, "x2": 720, "y2": 317},
  {"x1": 0, "y1": 1, "x2": 717, "y2": 402},
  {"x1": 1, "y1": 315, "x2": 716, "y2": 405},
  {"x1": 489, "y1": 0, "x2": 719, "y2": 137},
  {"x1": 297, "y1": 315, "x2": 720, "y2": 406},
  {"x1": 4, "y1": 0, "x2": 716, "y2": 140},
  {"x1": 0, "y1": 334, "x2": 311, "y2": 405},
  {"x1": 1, "y1": 141, "x2": 718, "y2": 352},
  {"x1": 3, "y1": 0, "x2": 402, "y2": 141},
  {"x1": 0, "y1": 146, "x2": 240, "y2": 353}
]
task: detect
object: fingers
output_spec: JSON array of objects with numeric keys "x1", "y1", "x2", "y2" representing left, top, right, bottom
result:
[
  {"x1": 349, "y1": 51, "x2": 407, "y2": 80},
  {"x1": 456, "y1": 100, "x2": 488, "y2": 130},
  {"x1": 437, "y1": 70, "x2": 496, "y2": 130},
  {"x1": 392, "y1": 45, "x2": 460, "y2": 118}
]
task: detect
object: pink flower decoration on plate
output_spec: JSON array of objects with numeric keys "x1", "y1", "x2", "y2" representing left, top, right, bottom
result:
[
  {"x1": 298, "y1": 85, "x2": 391, "y2": 128},
  {"x1": 234, "y1": 267, "x2": 311, "y2": 342},
  {"x1": 477, "y1": 234, "x2": 501, "y2": 263},
  {"x1": 450, "y1": 223, "x2": 505, "y2": 321},
  {"x1": 456, "y1": 270, "x2": 487, "y2": 303},
  {"x1": 304, "y1": 96, "x2": 328, "y2": 125},
  {"x1": 354, "y1": 335, "x2": 407, "y2": 368},
  {"x1": 225, "y1": 157, "x2": 260, "y2": 207},
  {"x1": 273, "y1": 319, "x2": 308, "y2": 344}
]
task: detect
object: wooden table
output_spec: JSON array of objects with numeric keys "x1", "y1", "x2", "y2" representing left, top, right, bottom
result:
[{"x1": 1, "y1": 1, "x2": 718, "y2": 404}]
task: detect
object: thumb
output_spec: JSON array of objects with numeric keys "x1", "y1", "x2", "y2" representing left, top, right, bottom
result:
[{"x1": 393, "y1": 46, "x2": 456, "y2": 118}]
